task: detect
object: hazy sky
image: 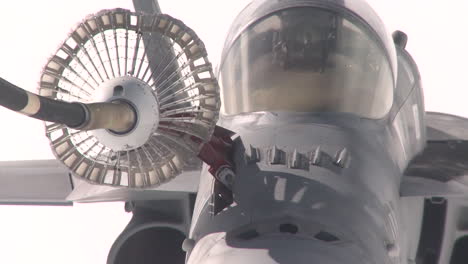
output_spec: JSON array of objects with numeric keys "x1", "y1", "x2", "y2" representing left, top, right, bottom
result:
[
  {"x1": 0, "y1": 0, "x2": 466, "y2": 263},
  {"x1": 0, "y1": 0, "x2": 467, "y2": 161}
]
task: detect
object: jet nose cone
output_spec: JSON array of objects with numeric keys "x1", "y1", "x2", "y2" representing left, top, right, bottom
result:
[{"x1": 188, "y1": 233, "x2": 372, "y2": 264}]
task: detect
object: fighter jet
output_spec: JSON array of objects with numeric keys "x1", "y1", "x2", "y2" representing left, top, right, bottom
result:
[{"x1": 0, "y1": 0, "x2": 467, "y2": 263}]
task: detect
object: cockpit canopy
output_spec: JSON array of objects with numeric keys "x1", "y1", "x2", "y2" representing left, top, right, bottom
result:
[{"x1": 219, "y1": 7, "x2": 394, "y2": 119}]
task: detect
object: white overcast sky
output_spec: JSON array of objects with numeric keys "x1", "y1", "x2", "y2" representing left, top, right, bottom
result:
[{"x1": 0, "y1": 0, "x2": 466, "y2": 263}]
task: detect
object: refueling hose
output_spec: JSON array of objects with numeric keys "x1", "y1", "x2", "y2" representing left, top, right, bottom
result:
[{"x1": 0, "y1": 77, "x2": 136, "y2": 133}]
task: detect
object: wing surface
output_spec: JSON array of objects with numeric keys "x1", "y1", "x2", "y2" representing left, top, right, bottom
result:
[
  {"x1": 402, "y1": 112, "x2": 468, "y2": 197},
  {"x1": 0, "y1": 159, "x2": 73, "y2": 205},
  {"x1": 0, "y1": 158, "x2": 202, "y2": 204}
]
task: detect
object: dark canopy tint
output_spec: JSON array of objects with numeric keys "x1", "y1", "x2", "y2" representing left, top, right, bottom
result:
[{"x1": 219, "y1": 8, "x2": 394, "y2": 119}]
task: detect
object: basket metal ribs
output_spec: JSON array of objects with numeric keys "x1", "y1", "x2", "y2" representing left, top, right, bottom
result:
[{"x1": 39, "y1": 9, "x2": 220, "y2": 188}]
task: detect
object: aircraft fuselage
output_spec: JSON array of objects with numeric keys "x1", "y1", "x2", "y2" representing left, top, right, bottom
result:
[{"x1": 186, "y1": 0, "x2": 426, "y2": 263}]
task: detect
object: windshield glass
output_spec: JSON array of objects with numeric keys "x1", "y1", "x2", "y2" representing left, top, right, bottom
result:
[{"x1": 219, "y1": 8, "x2": 394, "y2": 119}]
